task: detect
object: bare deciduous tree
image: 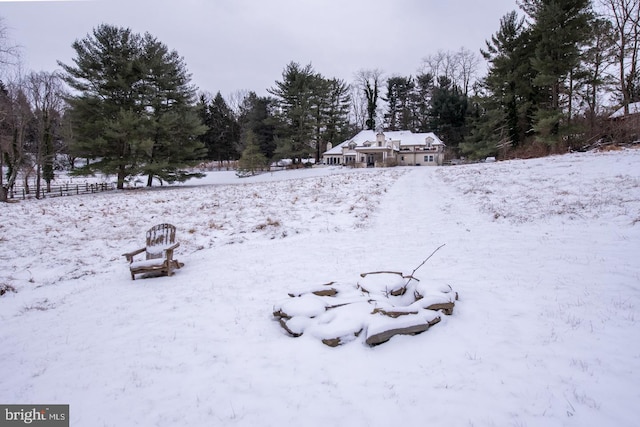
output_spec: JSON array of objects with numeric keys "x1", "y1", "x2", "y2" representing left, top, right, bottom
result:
[
  {"x1": 349, "y1": 83, "x2": 367, "y2": 131},
  {"x1": 25, "y1": 71, "x2": 65, "y2": 196},
  {"x1": 573, "y1": 17, "x2": 616, "y2": 132},
  {"x1": 1, "y1": 78, "x2": 32, "y2": 201},
  {"x1": 354, "y1": 68, "x2": 383, "y2": 130},
  {"x1": 600, "y1": 0, "x2": 640, "y2": 113},
  {"x1": 457, "y1": 47, "x2": 482, "y2": 96},
  {"x1": 0, "y1": 17, "x2": 22, "y2": 202},
  {"x1": 421, "y1": 47, "x2": 482, "y2": 96},
  {"x1": 0, "y1": 80, "x2": 11, "y2": 202},
  {"x1": 421, "y1": 50, "x2": 458, "y2": 87},
  {"x1": 0, "y1": 17, "x2": 20, "y2": 71},
  {"x1": 226, "y1": 89, "x2": 249, "y2": 118}
]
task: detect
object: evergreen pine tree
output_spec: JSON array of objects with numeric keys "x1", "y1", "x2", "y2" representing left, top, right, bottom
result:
[
  {"x1": 384, "y1": 76, "x2": 415, "y2": 131},
  {"x1": 477, "y1": 10, "x2": 536, "y2": 149},
  {"x1": 140, "y1": 34, "x2": 206, "y2": 185},
  {"x1": 237, "y1": 130, "x2": 267, "y2": 176},
  {"x1": 59, "y1": 24, "x2": 206, "y2": 188},
  {"x1": 269, "y1": 62, "x2": 350, "y2": 164},
  {"x1": 237, "y1": 92, "x2": 277, "y2": 160},
  {"x1": 520, "y1": 0, "x2": 592, "y2": 145},
  {"x1": 429, "y1": 76, "x2": 468, "y2": 152},
  {"x1": 199, "y1": 92, "x2": 241, "y2": 164},
  {"x1": 412, "y1": 73, "x2": 435, "y2": 132},
  {"x1": 268, "y1": 62, "x2": 318, "y2": 163},
  {"x1": 322, "y1": 78, "x2": 351, "y2": 153}
]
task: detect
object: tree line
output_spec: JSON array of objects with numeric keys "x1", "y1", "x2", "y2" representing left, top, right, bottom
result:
[
  {"x1": 1, "y1": 0, "x2": 638, "y2": 201},
  {"x1": 463, "y1": 0, "x2": 640, "y2": 159}
]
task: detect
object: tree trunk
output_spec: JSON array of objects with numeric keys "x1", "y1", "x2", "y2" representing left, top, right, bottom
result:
[
  {"x1": 568, "y1": 70, "x2": 573, "y2": 127},
  {"x1": 620, "y1": 54, "x2": 630, "y2": 115},
  {"x1": 23, "y1": 172, "x2": 30, "y2": 195},
  {"x1": 0, "y1": 147, "x2": 5, "y2": 202},
  {"x1": 117, "y1": 166, "x2": 126, "y2": 190},
  {"x1": 43, "y1": 123, "x2": 54, "y2": 193},
  {"x1": 35, "y1": 163, "x2": 42, "y2": 199},
  {"x1": 0, "y1": 170, "x2": 6, "y2": 202}
]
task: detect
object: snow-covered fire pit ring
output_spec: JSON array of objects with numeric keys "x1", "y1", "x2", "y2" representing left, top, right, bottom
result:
[{"x1": 273, "y1": 266, "x2": 458, "y2": 347}]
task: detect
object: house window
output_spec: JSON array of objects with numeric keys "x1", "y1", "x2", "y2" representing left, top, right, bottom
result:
[
  {"x1": 360, "y1": 156, "x2": 365, "y2": 162},
  {"x1": 400, "y1": 156, "x2": 404, "y2": 161},
  {"x1": 424, "y1": 155, "x2": 428, "y2": 162}
]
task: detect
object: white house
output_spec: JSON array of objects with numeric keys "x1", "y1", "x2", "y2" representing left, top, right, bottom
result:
[{"x1": 322, "y1": 130, "x2": 446, "y2": 167}]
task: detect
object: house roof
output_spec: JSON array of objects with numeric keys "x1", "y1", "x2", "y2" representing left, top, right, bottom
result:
[
  {"x1": 323, "y1": 130, "x2": 445, "y2": 155},
  {"x1": 609, "y1": 101, "x2": 640, "y2": 119}
]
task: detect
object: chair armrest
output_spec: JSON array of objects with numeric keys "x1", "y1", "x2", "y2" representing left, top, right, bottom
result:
[
  {"x1": 122, "y1": 247, "x2": 146, "y2": 263},
  {"x1": 164, "y1": 242, "x2": 180, "y2": 260},
  {"x1": 166, "y1": 242, "x2": 180, "y2": 251}
]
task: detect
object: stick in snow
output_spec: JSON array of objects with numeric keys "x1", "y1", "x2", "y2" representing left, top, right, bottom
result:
[{"x1": 405, "y1": 244, "x2": 446, "y2": 286}]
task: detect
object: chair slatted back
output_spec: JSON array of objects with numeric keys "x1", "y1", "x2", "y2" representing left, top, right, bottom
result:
[{"x1": 145, "y1": 223, "x2": 177, "y2": 260}]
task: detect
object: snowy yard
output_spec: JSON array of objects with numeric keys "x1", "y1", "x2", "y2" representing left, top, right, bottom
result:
[{"x1": 1, "y1": 149, "x2": 639, "y2": 426}]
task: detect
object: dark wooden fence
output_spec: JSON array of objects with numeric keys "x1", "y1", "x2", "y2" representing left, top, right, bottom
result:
[{"x1": 7, "y1": 182, "x2": 115, "y2": 200}]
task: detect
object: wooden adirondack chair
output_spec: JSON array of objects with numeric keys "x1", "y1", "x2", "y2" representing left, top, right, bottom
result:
[{"x1": 123, "y1": 223, "x2": 184, "y2": 280}]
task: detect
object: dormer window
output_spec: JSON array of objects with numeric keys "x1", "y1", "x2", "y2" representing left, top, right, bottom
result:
[{"x1": 348, "y1": 140, "x2": 357, "y2": 150}]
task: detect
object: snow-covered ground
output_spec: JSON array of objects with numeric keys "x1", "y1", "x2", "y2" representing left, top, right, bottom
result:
[{"x1": 1, "y1": 149, "x2": 639, "y2": 426}]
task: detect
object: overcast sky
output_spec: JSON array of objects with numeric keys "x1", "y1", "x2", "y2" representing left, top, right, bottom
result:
[{"x1": 1, "y1": 0, "x2": 519, "y2": 98}]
